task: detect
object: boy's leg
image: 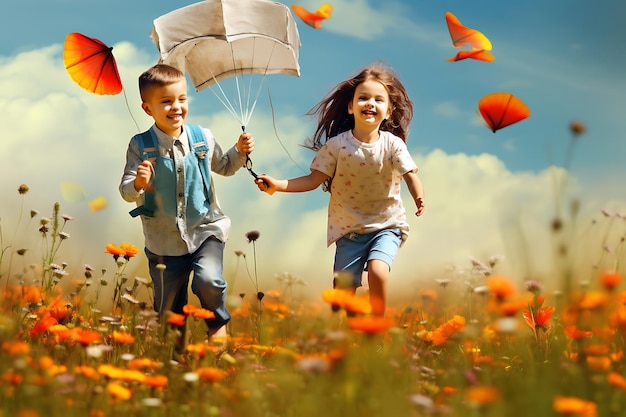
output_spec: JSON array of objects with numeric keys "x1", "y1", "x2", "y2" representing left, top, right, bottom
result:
[
  {"x1": 190, "y1": 236, "x2": 230, "y2": 333},
  {"x1": 145, "y1": 248, "x2": 191, "y2": 314},
  {"x1": 145, "y1": 248, "x2": 191, "y2": 353}
]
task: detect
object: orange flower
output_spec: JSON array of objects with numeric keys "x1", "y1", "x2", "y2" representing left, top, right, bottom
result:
[
  {"x1": 523, "y1": 304, "x2": 555, "y2": 330},
  {"x1": 486, "y1": 276, "x2": 516, "y2": 301},
  {"x1": 47, "y1": 297, "x2": 73, "y2": 322},
  {"x1": 498, "y1": 298, "x2": 527, "y2": 317},
  {"x1": 111, "y1": 330, "x2": 135, "y2": 345},
  {"x1": 70, "y1": 328, "x2": 102, "y2": 346},
  {"x1": 600, "y1": 270, "x2": 622, "y2": 291},
  {"x1": 464, "y1": 385, "x2": 500, "y2": 405},
  {"x1": 2, "y1": 371, "x2": 23, "y2": 385},
  {"x1": 120, "y1": 242, "x2": 139, "y2": 259},
  {"x1": 21, "y1": 286, "x2": 44, "y2": 304},
  {"x1": 586, "y1": 356, "x2": 611, "y2": 371},
  {"x1": 195, "y1": 366, "x2": 227, "y2": 382},
  {"x1": 442, "y1": 386, "x2": 457, "y2": 395},
  {"x1": 128, "y1": 358, "x2": 161, "y2": 370},
  {"x1": 49, "y1": 324, "x2": 72, "y2": 343},
  {"x1": 105, "y1": 243, "x2": 125, "y2": 258},
  {"x1": 578, "y1": 292, "x2": 609, "y2": 310},
  {"x1": 262, "y1": 299, "x2": 291, "y2": 316},
  {"x1": 39, "y1": 356, "x2": 55, "y2": 370},
  {"x1": 166, "y1": 312, "x2": 186, "y2": 327},
  {"x1": 2, "y1": 341, "x2": 30, "y2": 355},
  {"x1": 29, "y1": 315, "x2": 58, "y2": 337},
  {"x1": 347, "y1": 316, "x2": 395, "y2": 335},
  {"x1": 343, "y1": 296, "x2": 372, "y2": 315},
  {"x1": 186, "y1": 342, "x2": 209, "y2": 357},
  {"x1": 183, "y1": 304, "x2": 198, "y2": 315},
  {"x1": 553, "y1": 395, "x2": 597, "y2": 417},
  {"x1": 322, "y1": 288, "x2": 372, "y2": 315},
  {"x1": 192, "y1": 308, "x2": 216, "y2": 320},
  {"x1": 431, "y1": 315, "x2": 466, "y2": 346},
  {"x1": 609, "y1": 305, "x2": 626, "y2": 330},
  {"x1": 608, "y1": 372, "x2": 626, "y2": 391},
  {"x1": 584, "y1": 344, "x2": 609, "y2": 356},
  {"x1": 75, "y1": 365, "x2": 100, "y2": 380},
  {"x1": 564, "y1": 326, "x2": 593, "y2": 339},
  {"x1": 322, "y1": 288, "x2": 351, "y2": 309},
  {"x1": 142, "y1": 374, "x2": 168, "y2": 388}
]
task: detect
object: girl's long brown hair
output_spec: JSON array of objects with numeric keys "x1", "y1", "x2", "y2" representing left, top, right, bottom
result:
[{"x1": 304, "y1": 62, "x2": 414, "y2": 152}]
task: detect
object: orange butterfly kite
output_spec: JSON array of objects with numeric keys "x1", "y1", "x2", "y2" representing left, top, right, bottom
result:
[
  {"x1": 291, "y1": 3, "x2": 333, "y2": 29},
  {"x1": 445, "y1": 12, "x2": 494, "y2": 62},
  {"x1": 478, "y1": 92, "x2": 530, "y2": 133},
  {"x1": 64, "y1": 32, "x2": 122, "y2": 95}
]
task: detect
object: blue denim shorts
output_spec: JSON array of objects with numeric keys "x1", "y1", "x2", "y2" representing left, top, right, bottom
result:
[{"x1": 333, "y1": 228, "x2": 402, "y2": 288}]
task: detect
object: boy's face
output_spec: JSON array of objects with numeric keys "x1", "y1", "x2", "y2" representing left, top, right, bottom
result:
[{"x1": 141, "y1": 79, "x2": 188, "y2": 137}]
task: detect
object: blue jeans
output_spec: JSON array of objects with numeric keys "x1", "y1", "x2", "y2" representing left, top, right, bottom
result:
[
  {"x1": 333, "y1": 228, "x2": 402, "y2": 288},
  {"x1": 145, "y1": 236, "x2": 230, "y2": 330}
]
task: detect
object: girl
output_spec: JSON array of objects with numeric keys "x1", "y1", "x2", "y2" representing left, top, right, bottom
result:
[{"x1": 256, "y1": 62, "x2": 425, "y2": 316}]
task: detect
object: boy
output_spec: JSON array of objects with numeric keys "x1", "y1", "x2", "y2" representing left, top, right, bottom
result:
[{"x1": 119, "y1": 64, "x2": 254, "y2": 344}]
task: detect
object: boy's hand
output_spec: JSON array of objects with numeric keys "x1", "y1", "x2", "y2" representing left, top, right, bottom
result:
[
  {"x1": 134, "y1": 160, "x2": 154, "y2": 191},
  {"x1": 237, "y1": 133, "x2": 254, "y2": 154}
]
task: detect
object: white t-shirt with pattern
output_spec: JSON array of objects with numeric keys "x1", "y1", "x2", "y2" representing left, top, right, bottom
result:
[{"x1": 311, "y1": 130, "x2": 418, "y2": 246}]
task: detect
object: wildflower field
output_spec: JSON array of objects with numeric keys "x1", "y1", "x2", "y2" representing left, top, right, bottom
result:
[{"x1": 2, "y1": 152, "x2": 626, "y2": 416}]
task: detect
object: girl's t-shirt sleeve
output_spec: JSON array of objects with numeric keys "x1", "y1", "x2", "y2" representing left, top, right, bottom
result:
[
  {"x1": 391, "y1": 135, "x2": 418, "y2": 174},
  {"x1": 310, "y1": 137, "x2": 339, "y2": 177}
]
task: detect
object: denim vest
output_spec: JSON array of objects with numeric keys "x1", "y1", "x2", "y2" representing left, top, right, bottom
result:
[{"x1": 129, "y1": 125, "x2": 212, "y2": 223}]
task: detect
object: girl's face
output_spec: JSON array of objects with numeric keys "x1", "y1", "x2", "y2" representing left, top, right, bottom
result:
[
  {"x1": 348, "y1": 79, "x2": 391, "y2": 130},
  {"x1": 141, "y1": 79, "x2": 188, "y2": 137}
]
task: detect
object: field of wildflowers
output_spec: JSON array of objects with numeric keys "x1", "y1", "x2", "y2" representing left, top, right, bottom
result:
[{"x1": 2, "y1": 123, "x2": 626, "y2": 417}]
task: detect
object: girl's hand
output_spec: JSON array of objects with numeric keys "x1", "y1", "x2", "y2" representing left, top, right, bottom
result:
[
  {"x1": 255, "y1": 174, "x2": 276, "y2": 195},
  {"x1": 414, "y1": 197, "x2": 425, "y2": 216},
  {"x1": 134, "y1": 160, "x2": 154, "y2": 191}
]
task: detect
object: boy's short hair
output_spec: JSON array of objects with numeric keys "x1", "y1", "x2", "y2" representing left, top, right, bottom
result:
[{"x1": 139, "y1": 64, "x2": 185, "y2": 101}]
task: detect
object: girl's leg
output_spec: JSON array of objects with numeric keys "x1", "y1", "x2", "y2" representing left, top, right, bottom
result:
[
  {"x1": 366, "y1": 259, "x2": 389, "y2": 316},
  {"x1": 365, "y1": 229, "x2": 402, "y2": 317}
]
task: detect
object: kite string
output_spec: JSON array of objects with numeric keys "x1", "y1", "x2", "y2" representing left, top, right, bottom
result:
[
  {"x1": 122, "y1": 87, "x2": 141, "y2": 132},
  {"x1": 267, "y1": 87, "x2": 306, "y2": 173},
  {"x1": 205, "y1": 65, "x2": 243, "y2": 124}
]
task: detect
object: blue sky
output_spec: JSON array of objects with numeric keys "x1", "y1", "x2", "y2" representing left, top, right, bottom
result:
[{"x1": 2, "y1": 0, "x2": 625, "y2": 299}]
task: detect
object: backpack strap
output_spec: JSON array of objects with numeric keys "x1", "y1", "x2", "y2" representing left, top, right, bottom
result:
[
  {"x1": 129, "y1": 129, "x2": 158, "y2": 218},
  {"x1": 186, "y1": 124, "x2": 213, "y2": 205}
]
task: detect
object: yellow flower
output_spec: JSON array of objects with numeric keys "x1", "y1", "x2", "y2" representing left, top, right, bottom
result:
[{"x1": 107, "y1": 382, "x2": 132, "y2": 400}]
